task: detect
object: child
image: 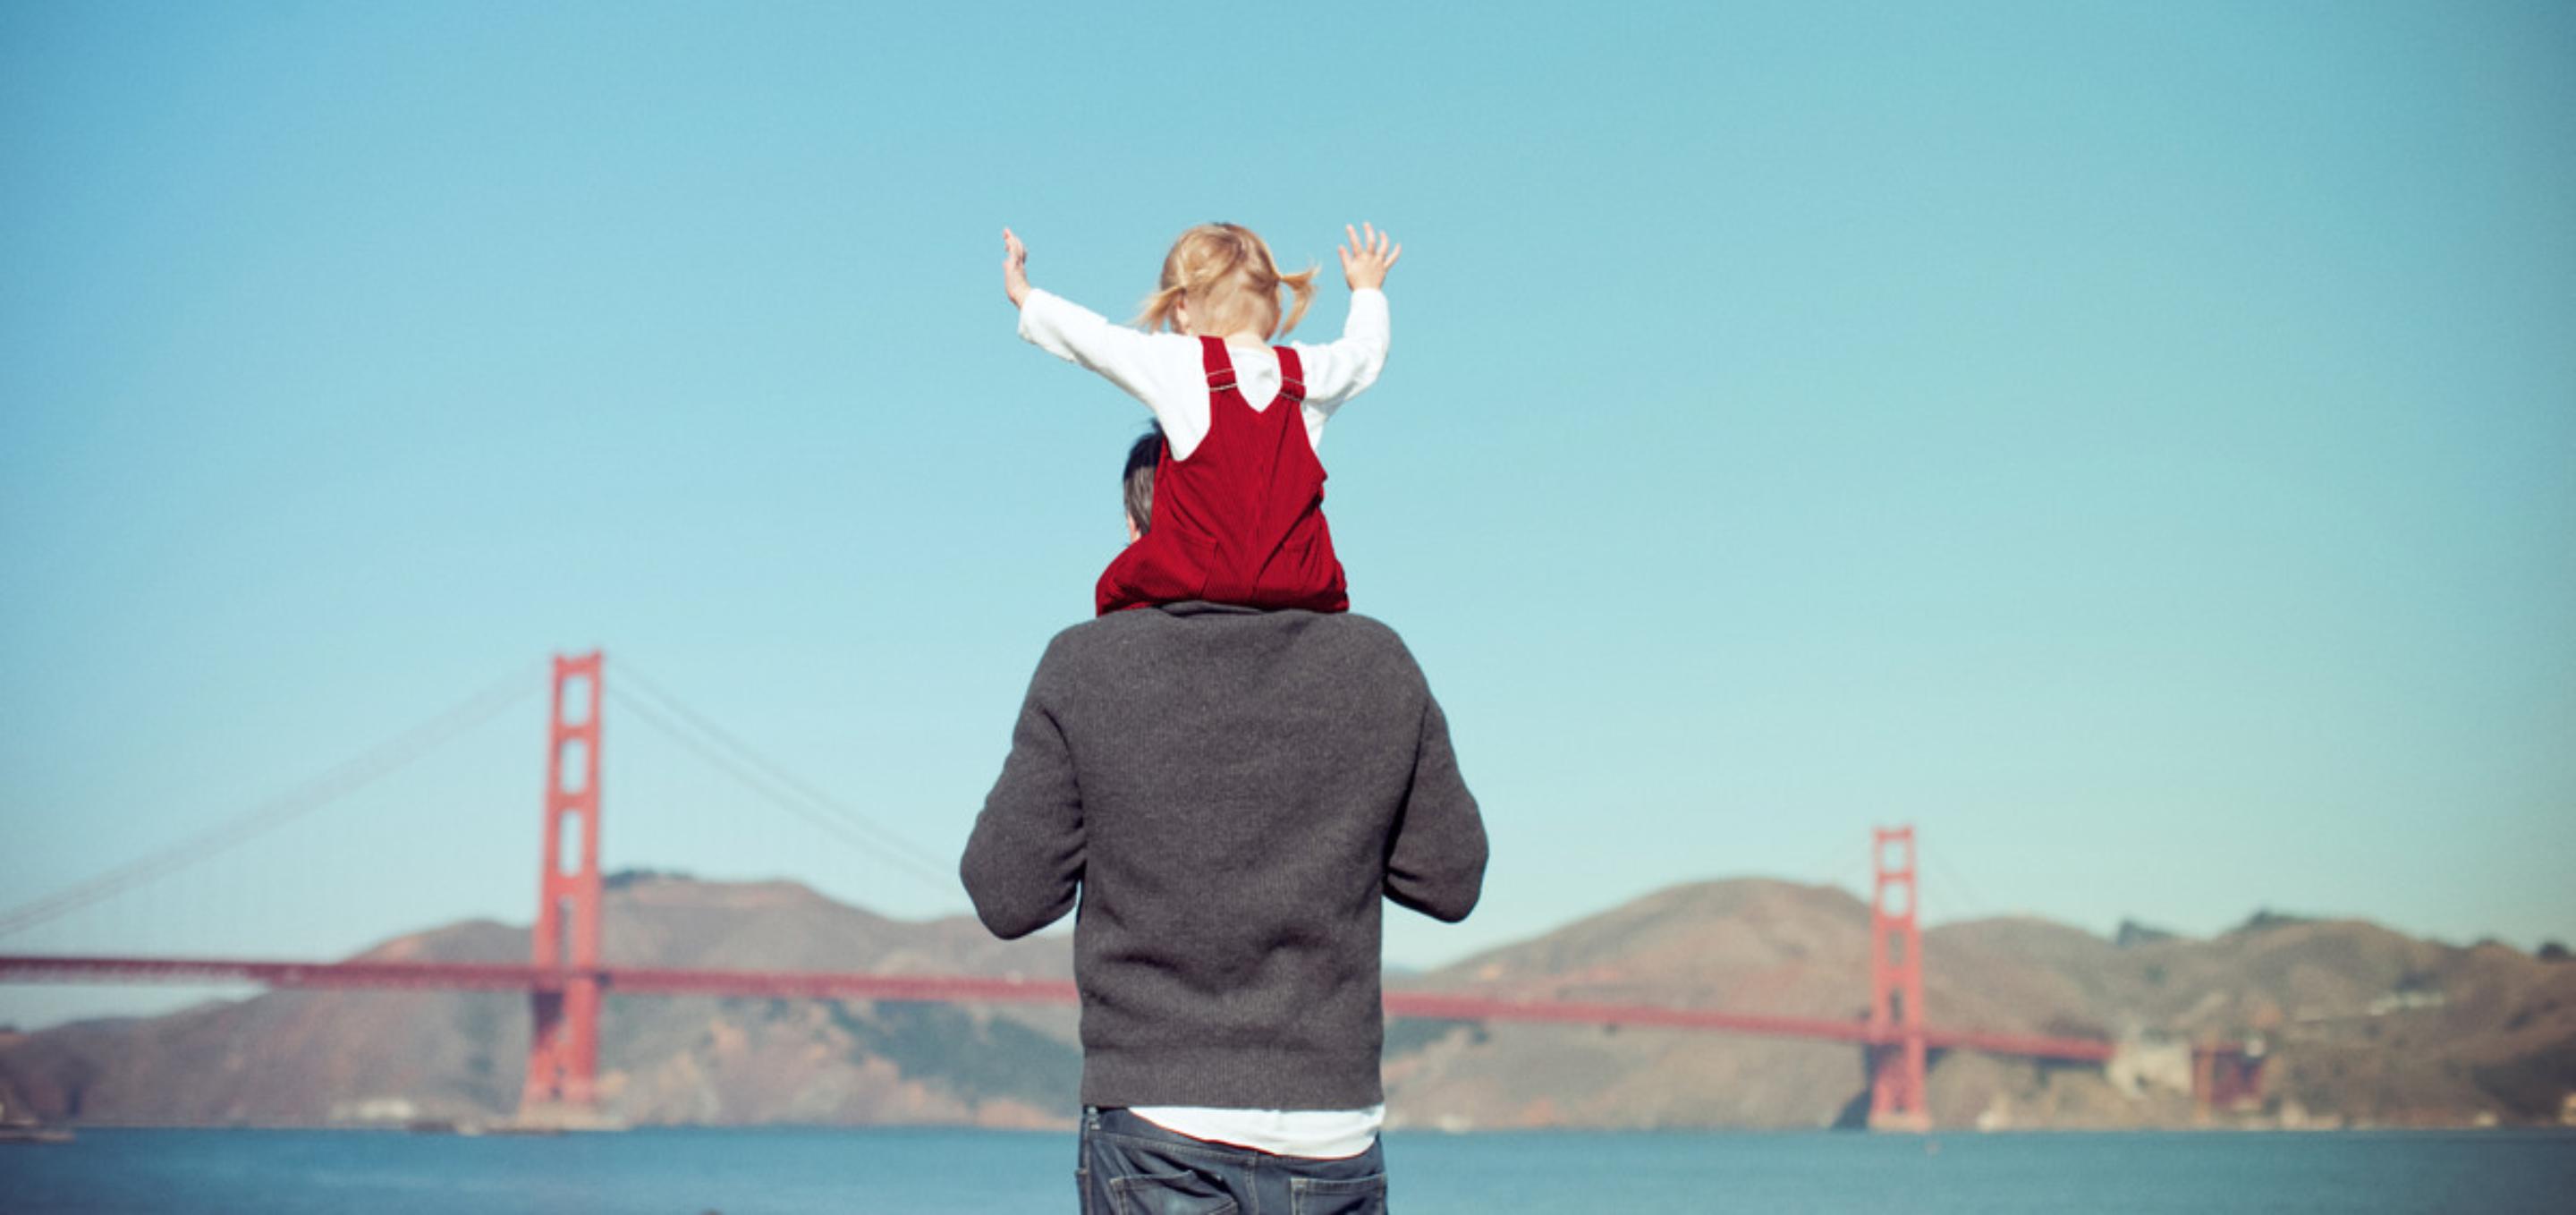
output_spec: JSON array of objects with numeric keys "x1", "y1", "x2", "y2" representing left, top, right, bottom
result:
[{"x1": 1002, "y1": 222, "x2": 1402, "y2": 616}]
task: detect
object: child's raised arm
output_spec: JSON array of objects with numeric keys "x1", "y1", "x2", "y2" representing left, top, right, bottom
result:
[
  {"x1": 1337, "y1": 222, "x2": 1402, "y2": 292},
  {"x1": 1002, "y1": 227, "x2": 1032, "y2": 308},
  {"x1": 1004, "y1": 225, "x2": 1204, "y2": 428},
  {"x1": 1286, "y1": 223, "x2": 1400, "y2": 414}
]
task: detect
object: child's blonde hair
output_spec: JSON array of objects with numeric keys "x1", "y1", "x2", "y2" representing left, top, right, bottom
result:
[{"x1": 1136, "y1": 223, "x2": 1318, "y2": 341}]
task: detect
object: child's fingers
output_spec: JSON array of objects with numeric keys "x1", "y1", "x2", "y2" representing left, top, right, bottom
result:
[{"x1": 1386, "y1": 242, "x2": 1402, "y2": 268}]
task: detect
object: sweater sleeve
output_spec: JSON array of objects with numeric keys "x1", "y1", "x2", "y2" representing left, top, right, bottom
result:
[
  {"x1": 1384, "y1": 693, "x2": 1487, "y2": 923},
  {"x1": 961, "y1": 646, "x2": 1086, "y2": 939}
]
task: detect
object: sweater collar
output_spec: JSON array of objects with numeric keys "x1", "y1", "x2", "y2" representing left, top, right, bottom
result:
[{"x1": 1155, "y1": 600, "x2": 1266, "y2": 618}]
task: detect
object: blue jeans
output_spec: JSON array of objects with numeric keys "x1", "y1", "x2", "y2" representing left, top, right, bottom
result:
[{"x1": 1078, "y1": 1106, "x2": 1390, "y2": 1215}]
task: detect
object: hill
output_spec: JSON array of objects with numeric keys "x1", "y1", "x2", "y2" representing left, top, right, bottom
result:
[
  {"x1": 0, "y1": 876, "x2": 1077, "y2": 1127},
  {"x1": 4, "y1": 876, "x2": 2569, "y2": 1130},
  {"x1": 1380, "y1": 879, "x2": 2576, "y2": 1130}
]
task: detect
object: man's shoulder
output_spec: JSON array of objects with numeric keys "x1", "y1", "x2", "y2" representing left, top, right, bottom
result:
[
  {"x1": 1314, "y1": 611, "x2": 1411, "y2": 659},
  {"x1": 1026, "y1": 608, "x2": 1434, "y2": 743}
]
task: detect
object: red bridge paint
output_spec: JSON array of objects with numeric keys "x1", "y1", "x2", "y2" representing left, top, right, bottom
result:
[
  {"x1": 0, "y1": 953, "x2": 2114, "y2": 1063},
  {"x1": 4, "y1": 650, "x2": 2268, "y2": 1128},
  {"x1": 1867, "y1": 826, "x2": 1931, "y2": 1130},
  {"x1": 524, "y1": 651, "x2": 606, "y2": 1112}
]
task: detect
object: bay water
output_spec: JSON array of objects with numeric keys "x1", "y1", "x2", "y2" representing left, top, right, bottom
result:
[{"x1": 4, "y1": 1126, "x2": 2571, "y2": 1213}]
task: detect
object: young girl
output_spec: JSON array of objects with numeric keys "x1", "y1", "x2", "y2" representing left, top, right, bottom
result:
[{"x1": 1002, "y1": 222, "x2": 1402, "y2": 616}]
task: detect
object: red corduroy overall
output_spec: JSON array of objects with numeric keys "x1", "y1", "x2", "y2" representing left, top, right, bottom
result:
[{"x1": 1096, "y1": 336, "x2": 1349, "y2": 616}]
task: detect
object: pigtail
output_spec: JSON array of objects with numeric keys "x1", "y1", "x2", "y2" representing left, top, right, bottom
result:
[
  {"x1": 1136, "y1": 284, "x2": 1189, "y2": 333},
  {"x1": 1275, "y1": 265, "x2": 1318, "y2": 338}
]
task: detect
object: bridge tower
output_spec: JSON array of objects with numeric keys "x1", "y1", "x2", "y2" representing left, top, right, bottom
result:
[
  {"x1": 521, "y1": 651, "x2": 605, "y2": 1116},
  {"x1": 2192, "y1": 1040, "x2": 2267, "y2": 1118},
  {"x1": 1866, "y1": 825, "x2": 1931, "y2": 1131}
]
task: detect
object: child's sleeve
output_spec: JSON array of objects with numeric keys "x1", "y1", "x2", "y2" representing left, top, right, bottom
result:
[
  {"x1": 1018, "y1": 288, "x2": 1200, "y2": 426},
  {"x1": 1291, "y1": 288, "x2": 1392, "y2": 415}
]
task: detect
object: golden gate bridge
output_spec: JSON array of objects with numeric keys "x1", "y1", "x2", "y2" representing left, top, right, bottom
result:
[{"x1": 0, "y1": 651, "x2": 2264, "y2": 1130}]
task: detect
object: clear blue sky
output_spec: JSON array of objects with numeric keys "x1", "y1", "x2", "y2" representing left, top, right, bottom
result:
[{"x1": 4, "y1": 2, "x2": 2571, "y2": 1029}]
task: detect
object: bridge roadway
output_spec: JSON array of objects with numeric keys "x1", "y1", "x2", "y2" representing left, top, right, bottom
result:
[{"x1": 0, "y1": 953, "x2": 2114, "y2": 1063}]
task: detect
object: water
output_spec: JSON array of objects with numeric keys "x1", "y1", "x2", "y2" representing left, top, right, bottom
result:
[{"x1": 3, "y1": 1127, "x2": 2571, "y2": 1213}]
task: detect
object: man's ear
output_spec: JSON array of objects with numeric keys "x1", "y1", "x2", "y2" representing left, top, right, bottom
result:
[{"x1": 1124, "y1": 512, "x2": 1141, "y2": 545}]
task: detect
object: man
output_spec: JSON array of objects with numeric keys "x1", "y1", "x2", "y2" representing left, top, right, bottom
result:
[{"x1": 962, "y1": 429, "x2": 1488, "y2": 1212}]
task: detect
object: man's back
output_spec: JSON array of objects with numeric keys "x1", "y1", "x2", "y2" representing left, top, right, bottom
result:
[{"x1": 961, "y1": 602, "x2": 1487, "y2": 1111}]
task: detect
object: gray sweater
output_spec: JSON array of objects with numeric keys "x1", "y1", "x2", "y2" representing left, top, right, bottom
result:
[{"x1": 961, "y1": 603, "x2": 1487, "y2": 1110}]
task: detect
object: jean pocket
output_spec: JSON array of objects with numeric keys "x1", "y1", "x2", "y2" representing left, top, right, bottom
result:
[
  {"x1": 1109, "y1": 1168, "x2": 1240, "y2": 1215},
  {"x1": 1291, "y1": 1172, "x2": 1387, "y2": 1215}
]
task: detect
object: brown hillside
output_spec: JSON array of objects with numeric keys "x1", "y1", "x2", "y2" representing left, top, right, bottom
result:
[
  {"x1": 1386, "y1": 879, "x2": 1900, "y2": 1130},
  {"x1": 5, "y1": 876, "x2": 2568, "y2": 1131},
  {"x1": 1380, "y1": 882, "x2": 2576, "y2": 1130},
  {"x1": 0, "y1": 877, "x2": 1077, "y2": 1127}
]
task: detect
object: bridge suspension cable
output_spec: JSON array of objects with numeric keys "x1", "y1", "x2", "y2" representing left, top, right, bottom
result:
[
  {"x1": 606, "y1": 663, "x2": 955, "y2": 892},
  {"x1": 0, "y1": 662, "x2": 546, "y2": 940},
  {"x1": 1922, "y1": 840, "x2": 1998, "y2": 925},
  {"x1": 1790, "y1": 828, "x2": 1869, "y2": 893}
]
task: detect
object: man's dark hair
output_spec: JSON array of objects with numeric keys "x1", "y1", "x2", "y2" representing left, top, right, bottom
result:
[{"x1": 1123, "y1": 426, "x2": 1165, "y2": 535}]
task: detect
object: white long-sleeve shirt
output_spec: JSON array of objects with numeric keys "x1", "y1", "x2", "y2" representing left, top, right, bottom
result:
[
  {"x1": 1127, "y1": 1102, "x2": 1384, "y2": 1160},
  {"x1": 1017, "y1": 286, "x2": 1390, "y2": 460},
  {"x1": 1016, "y1": 285, "x2": 1393, "y2": 1159}
]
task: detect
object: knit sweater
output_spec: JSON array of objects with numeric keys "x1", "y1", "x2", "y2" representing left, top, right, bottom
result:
[{"x1": 961, "y1": 602, "x2": 1487, "y2": 1110}]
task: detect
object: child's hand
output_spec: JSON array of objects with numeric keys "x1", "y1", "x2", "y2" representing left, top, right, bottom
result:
[
  {"x1": 1338, "y1": 223, "x2": 1402, "y2": 292},
  {"x1": 1002, "y1": 226, "x2": 1032, "y2": 308}
]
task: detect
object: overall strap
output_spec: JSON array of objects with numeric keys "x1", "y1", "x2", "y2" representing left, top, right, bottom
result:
[
  {"x1": 1199, "y1": 336, "x2": 1238, "y2": 394},
  {"x1": 1273, "y1": 346, "x2": 1306, "y2": 404}
]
